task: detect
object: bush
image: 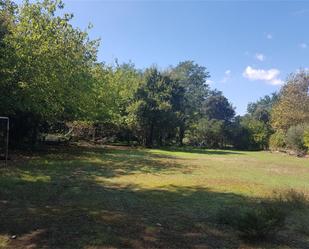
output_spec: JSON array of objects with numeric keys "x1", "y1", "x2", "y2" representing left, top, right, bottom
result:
[
  {"x1": 287, "y1": 211, "x2": 309, "y2": 235},
  {"x1": 216, "y1": 206, "x2": 240, "y2": 226},
  {"x1": 275, "y1": 189, "x2": 308, "y2": 210},
  {"x1": 285, "y1": 125, "x2": 306, "y2": 155},
  {"x1": 235, "y1": 204, "x2": 287, "y2": 240},
  {"x1": 216, "y1": 203, "x2": 287, "y2": 240},
  {"x1": 269, "y1": 130, "x2": 286, "y2": 151},
  {"x1": 216, "y1": 190, "x2": 308, "y2": 241},
  {"x1": 186, "y1": 118, "x2": 225, "y2": 148}
]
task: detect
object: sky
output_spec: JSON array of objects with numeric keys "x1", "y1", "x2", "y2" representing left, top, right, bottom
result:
[{"x1": 20, "y1": 0, "x2": 309, "y2": 114}]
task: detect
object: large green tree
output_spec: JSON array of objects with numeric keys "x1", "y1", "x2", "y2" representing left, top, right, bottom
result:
[
  {"x1": 202, "y1": 90, "x2": 235, "y2": 122},
  {"x1": 0, "y1": 0, "x2": 99, "y2": 143},
  {"x1": 247, "y1": 93, "x2": 278, "y2": 124},
  {"x1": 170, "y1": 61, "x2": 210, "y2": 144},
  {"x1": 92, "y1": 62, "x2": 142, "y2": 124},
  {"x1": 128, "y1": 68, "x2": 179, "y2": 147},
  {"x1": 0, "y1": 0, "x2": 17, "y2": 115},
  {"x1": 12, "y1": 0, "x2": 98, "y2": 120}
]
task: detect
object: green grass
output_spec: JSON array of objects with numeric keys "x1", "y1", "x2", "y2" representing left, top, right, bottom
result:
[{"x1": 0, "y1": 145, "x2": 308, "y2": 249}]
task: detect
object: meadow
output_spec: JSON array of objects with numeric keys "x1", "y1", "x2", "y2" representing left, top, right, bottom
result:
[{"x1": 0, "y1": 144, "x2": 308, "y2": 249}]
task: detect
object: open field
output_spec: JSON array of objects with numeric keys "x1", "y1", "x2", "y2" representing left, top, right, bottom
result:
[{"x1": 0, "y1": 145, "x2": 309, "y2": 249}]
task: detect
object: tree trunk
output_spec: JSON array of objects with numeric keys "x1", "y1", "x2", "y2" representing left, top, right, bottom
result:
[{"x1": 178, "y1": 124, "x2": 185, "y2": 146}]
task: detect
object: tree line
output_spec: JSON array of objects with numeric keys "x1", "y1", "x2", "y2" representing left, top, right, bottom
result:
[{"x1": 1, "y1": 0, "x2": 308, "y2": 154}]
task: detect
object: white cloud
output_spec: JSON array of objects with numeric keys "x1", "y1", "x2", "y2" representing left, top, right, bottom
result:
[
  {"x1": 300, "y1": 43, "x2": 307, "y2": 49},
  {"x1": 266, "y1": 33, "x2": 273, "y2": 39},
  {"x1": 296, "y1": 68, "x2": 309, "y2": 73},
  {"x1": 206, "y1": 79, "x2": 214, "y2": 84},
  {"x1": 220, "y1": 70, "x2": 231, "y2": 83},
  {"x1": 255, "y1": 53, "x2": 265, "y2": 61},
  {"x1": 243, "y1": 66, "x2": 283, "y2": 85},
  {"x1": 292, "y1": 9, "x2": 309, "y2": 16}
]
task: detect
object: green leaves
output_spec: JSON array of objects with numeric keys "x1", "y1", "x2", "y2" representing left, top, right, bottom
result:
[{"x1": 1, "y1": 0, "x2": 99, "y2": 121}]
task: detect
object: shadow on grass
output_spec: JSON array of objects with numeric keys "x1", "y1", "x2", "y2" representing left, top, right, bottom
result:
[
  {"x1": 0, "y1": 145, "x2": 308, "y2": 249},
  {"x1": 159, "y1": 146, "x2": 246, "y2": 155}
]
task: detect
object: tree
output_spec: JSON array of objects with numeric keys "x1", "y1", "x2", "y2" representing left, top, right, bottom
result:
[
  {"x1": 170, "y1": 61, "x2": 210, "y2": 145},
  {"x1": 202, "y1": 90, "x2": 235, "y2": 122},
  {"x1": 0, "y1": 0, "x2": 99, "y2": 143},
  {"x1": 271, "y1": 71, "x2": 309, "y2": 132},
  {"x1": 128, "y1": 68, "x2": 178, "y2": 147},
  {"x1": 187, "y1": 118, "x2": 224, "y2": 148},
  {"x1": 247, "y1": 93, "x2": 278, "y2": 124},
  {"x1": 91, "y1": 62, "x2": 142, "y2": 124},
  {"x1": 0, "y1": 0, "x2": 17, "y2": 116},
  {"x1": 285, "y1": 125, "x2": 307, "y2": 155},
  {"x1": 240, "y1": 116, "x2": 271, "y2": 150},
  {"x1": 269, "y1": 131, "x2": 286, "y2": 151},
  {"x1": 229, "y1": 116, "x2": 251, "y2": 149}
]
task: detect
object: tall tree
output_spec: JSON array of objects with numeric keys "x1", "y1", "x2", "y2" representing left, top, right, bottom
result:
[
  {"x1": 271, "y1": 71, "x2": 309, "y2": 131},
  {"x1": 128, "y1": 68, "x2": 178, "y2": 147},
  {"x1": 0, "y1": 0, "x2": 99, "y2": 143},
  {"x1": 91, "y1": 62, "x2": 142, "y2": 124},
  {"x1": 0, "y1": 0, "x2": 17, "y2": 115},
  {"x1": 202, "y1": 90, "x2": 235, "y2": 122},
  {"x1": 247, "y1": 93, "x2": 279, "y2": 124},
  {"x1": 170, "y1": 61, "x2": 210, "y2": 144},
  {"x1": 7, "y1": 0, "x2": 98, "y2": 120}
]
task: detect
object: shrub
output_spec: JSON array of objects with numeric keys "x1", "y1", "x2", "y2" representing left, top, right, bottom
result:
[
  {"x1": 275, "y1": 189, "x2": 308, "y2": 209},
  {"x1": 216, "y1": 206, "x2": 240, "y2": 226},
  {"x1": 269, "y1": 130, "x2": 286, "y2": 151},
  {"x1": 275, "y1": 190, "x2": 309, "y2": 235},
  {"x1": 216, "y1": 190, "x2": 307, "y2": 241},
  {"x1": 216, "y1": 203, "x2": 287, "y2": 240},
  {"x1": 285, "y1": 125, "x2": 306, "y2": 155},
  {"x1": 287, "y1": 211, "x2": 309, "y2": 235},
  {"x1": 235, "y1": 204, "x2": 287, "y2": 240}
]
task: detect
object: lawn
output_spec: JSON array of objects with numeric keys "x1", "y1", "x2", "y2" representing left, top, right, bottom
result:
[{"x1": 0, "y1": 144, "x2": 309, "y2": 249}]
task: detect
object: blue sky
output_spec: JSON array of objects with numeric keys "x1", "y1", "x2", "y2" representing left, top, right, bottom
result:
[{"x1": 23, "y1": 0, "x2": 309, "y2": 114}]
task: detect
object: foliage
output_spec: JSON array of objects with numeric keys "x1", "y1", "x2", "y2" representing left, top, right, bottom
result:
[
  {"x1": 202, "y1": 90, "x2": 235, "y2": 122},
  {"x1": 170, "y1": 61, "x2": 210, "y2": 144},
  {"x1": 184, "y1": 90, "x2": 235, "y2": 149},
  {"x1": 1, "y1": 1, "x2": 308, "y2": 153},
  {"x1": 91, "y1": 62, "x2": 142, "y2": 124},
  {"x1": 237, "y1": 204, "x2": 287, "y2": 240},
  {"x1": 269, "y1": 130, "x2": 286, "y2": 151},
  {"x1": 240, "y1": 116, "x2": 271, "y2": 150},
  {"x1": 0, "y1": 0, "x2": 99, "y2": 144},
  {"x1": 127, "y1": 68, "x2": 179, "y2": 146},
  {"x1": 186, "y1": 118, "x2": 224, "y2": 148},
  {"x1": 247, "y1": 93, "x2": 278, "y2": 123},
  {"x1": 275, "y1": 189, "x2": 308, "y2": 210},
  {"x1": 8, "y1": 0, "x2": 98, "y2": 120},
  {"x1": 285, "y1": 124, "x2": 306, "y2": 154},
  {"x1": 217, "y1": 190, "x2": 309, "y2": 240},
  {"x1": 271, "y1": 71, "x2": 309, "y2": 132},
  {"x1": 289, "y1": 211, "x2": 309, "y2": 235}
]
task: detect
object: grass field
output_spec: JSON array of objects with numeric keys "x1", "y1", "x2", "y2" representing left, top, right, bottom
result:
[{"x1": 0, "y1": 144, "x2": 309, "y2": 249}]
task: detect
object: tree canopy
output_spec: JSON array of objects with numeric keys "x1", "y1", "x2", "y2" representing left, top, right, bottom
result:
[{"x1": 1, "y1": 0, "x2": 308, "y2": 154}]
